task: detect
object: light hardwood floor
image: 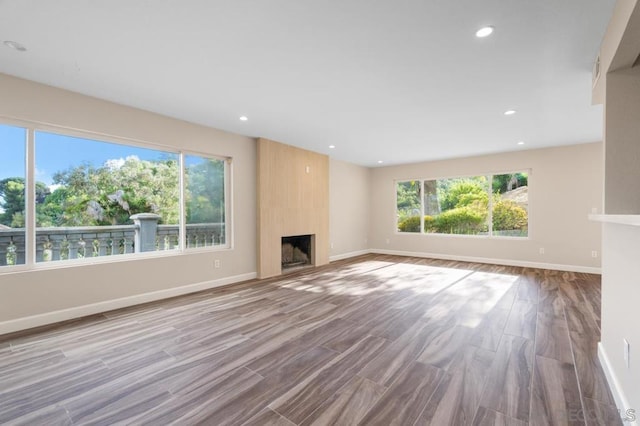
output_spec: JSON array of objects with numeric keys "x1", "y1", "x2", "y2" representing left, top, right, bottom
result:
[{"x1": 0, "y1": 255, "x2": 621, "y2": 425}]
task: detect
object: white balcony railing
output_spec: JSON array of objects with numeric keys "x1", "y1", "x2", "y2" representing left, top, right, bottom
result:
[{"x1": 0, "y1": 216, "x2": 224, "y2": 266}]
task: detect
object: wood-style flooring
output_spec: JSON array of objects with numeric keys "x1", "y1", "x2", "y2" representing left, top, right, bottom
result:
[{"x1": 0, "y1": 254, "x2": 621, "y2": 425}]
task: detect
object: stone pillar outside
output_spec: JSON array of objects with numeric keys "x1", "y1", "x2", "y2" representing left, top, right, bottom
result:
[{"x1": 130, "y1": 213, "x2": 161, "y2": 253}]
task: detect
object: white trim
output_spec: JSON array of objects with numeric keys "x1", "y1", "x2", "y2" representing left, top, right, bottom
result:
[
  {"x1": 598, "y1": 342, "x2": 638, "y2": 425},
  {"x1": 329, "y1": 249, "x2": 370, "y2": 262},
  {"x1": 178, "y1": 152, "x2": 186, "y2": 251},
  {"x1": 0, "y1": 272, "x2": 256, "y2": 335},
  {"x1": 370, "y1": 248, "x2": 601, "y2": 274},
  {"x1": 589, "y1": 214, "x2": 640, "y2": 227}
]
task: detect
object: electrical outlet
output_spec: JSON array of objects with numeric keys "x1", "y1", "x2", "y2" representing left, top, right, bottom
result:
[
  {"x1": 386, "y1": 238, "x2": 390, "y2": 244},
  {"x1": 592, "y1": 250, "x2": 598, "y2": 258},
  {"x1": 591, "y1": 207, "x2": 598, "y2": 214},
  {"x1": 330, "y1": 242, "x2": 334, "y2": 249},
  {"x1": 539, "y1": 247, "x2": 545, "y2": 255},
  {"x1": 624, "y1": 339, "x2": 630, "y2": 368},
  {"x1": 214, "y1": 259, "x2": 220, "y2": 268}
]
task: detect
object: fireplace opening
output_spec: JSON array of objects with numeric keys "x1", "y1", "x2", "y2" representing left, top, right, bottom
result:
[{"x1": 282, "y1": 235, "x2": 313, "y2": 271}]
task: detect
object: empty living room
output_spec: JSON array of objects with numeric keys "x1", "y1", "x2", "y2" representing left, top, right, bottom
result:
[{"x1": 1, "y1": 1, "x2": 639, "y2": 425}]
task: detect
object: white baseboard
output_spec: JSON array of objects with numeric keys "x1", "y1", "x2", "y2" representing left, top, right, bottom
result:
[
  {"x1": 369, "y1": 249, "x2": 601, "y2": 274},
  {"x1": 0, "y1": 272, "x2": 257, "y2": 336},
  {"x1": 598, "y1": 343, "x2": 638, "y2": 425},
  {"x1": 329, "y1": 249, "x2": 371, "y2": 262}
]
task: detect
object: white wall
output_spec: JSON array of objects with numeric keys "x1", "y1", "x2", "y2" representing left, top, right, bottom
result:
[
  {"x1": 0, "y1": 73, "x2": 257, "y2": 333},
  {"x1": 600, "y1": 223, "x2": 640, "y2": 418},
  {"x1": 329, "y1": 158, "x2": 370, "y2": 260},
  {"x1": 369, "y1": 143, "x2": 603, "y2": 271},
  {"x1": 605, "y1": 67, "x2": 640, "y2": 213},
  {"x1": 599, "y1": 52, "x2": 640, "y2": 417}
]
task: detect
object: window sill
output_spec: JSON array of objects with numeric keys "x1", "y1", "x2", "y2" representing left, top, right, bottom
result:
[
  {"x1": 395, "y1": 231, "x2": 529, "y2": 240},
  {"x1": 0, "y1": 245, "x2": 232, "y2": 276}
]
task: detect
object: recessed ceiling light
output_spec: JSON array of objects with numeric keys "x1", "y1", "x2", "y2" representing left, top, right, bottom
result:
[
  {"x1": 377, "y1": 160, "x2": 384, "y2": 164},
  {"x1": 517, "y1": 141, "x2": 525, "y2": 145},
  {"x1": 475, "y1": 26, "x2": 494, "y2": 38},
  {"x1": 3, "y1": 40, "x2": 27, "y2": 52},
  {"x1": 329, "y1": 145, "x2": 335, "y2": 149},
  {"x1": 239, "y1": 116, "x2": 248, "y2": 121},
  {"x1": 504, "y1": 110, "x2": 517, "y2": 116}
]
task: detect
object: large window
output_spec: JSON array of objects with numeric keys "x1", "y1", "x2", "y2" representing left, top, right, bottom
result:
[
  {"x1": 0, "y1": 123, "x2": 230, "y2": 270},
  {"x1": 397, "y1": 171, "x2": 528, "y2": 237},
  {"x1": 0, "y1": 125, "x2": 27, "y2": 266}
]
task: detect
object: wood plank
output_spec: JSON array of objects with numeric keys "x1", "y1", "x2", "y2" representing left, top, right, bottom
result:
[
  {"x1": 358, "y1": 320, "x2": 439, "y2": 386},
  {"x1": 243, "y1": 408, "x2": 296, "y2": 426},
  {"x1": 269, "y1": 335, "x2": 389, "y2": 424},
  {"x1": 472, "y1": 406, "x2": 528, "y2": 426},
  {"x1": 299, "y1": 375, "x2": 385, "y2": 426},
  {"x1": 530, "y1": 355, "x2": 584, "y2": 426},
  {"x1": 569, "y1": 332, "x2": 616, "y2": 405},
  {"x1": 163, "y1": 346, "x2": 338, "y2": 426},
  {"x1": 479, "y1": 335, "x2": 534, "y2": 422},
  {"x1": 535, "y1": 311, "x2": 574, "y2": 363},
  {"x1": 416, "y1": 325, "x2": 475, "y2": 371},
  {"x1": 417, "y1": 345, "x2": 495, "y2": 425},
  {"x1": 504, "y1": 300, "x2": 537, "y2": 340},
  {"x1": 356, "y1": 362, "x2": 445, "y2": 426}
]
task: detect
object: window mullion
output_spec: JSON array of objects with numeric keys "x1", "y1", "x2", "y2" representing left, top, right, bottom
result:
[
  {"x1": 487, "y1": 174, "x2": 493, "y2": 236},
  {"x1": 225, "y1": 158, "x2": 233, "y2": 248},
  {"x1": 420, "y1": 180, "x2": 425, "y2": 234},
  {"x1": 179, "y1": 153, "x2": 186, "y2": 251}
]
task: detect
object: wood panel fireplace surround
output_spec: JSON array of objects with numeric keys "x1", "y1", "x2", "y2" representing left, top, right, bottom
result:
[{"x1": 257, "y1": 138, "x2": 329, "y2": 279}]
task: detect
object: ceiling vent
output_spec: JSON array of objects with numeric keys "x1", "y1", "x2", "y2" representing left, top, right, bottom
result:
[{"x1": 592, "y1": 55, "x2": 601, "y2": 88}]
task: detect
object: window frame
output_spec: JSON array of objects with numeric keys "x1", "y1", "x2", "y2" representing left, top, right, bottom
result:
[
  {"x1": 394, "y1": 169, "x2": 531, "y2": 239},
  {"x1": 0, "y1": 117, "x2": 233, "y2": 274}
]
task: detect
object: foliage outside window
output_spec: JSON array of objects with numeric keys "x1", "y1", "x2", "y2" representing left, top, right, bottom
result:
[
  {"x1": 396, "y1": 181, "x2": 422, "y2": 233},
  {"x1": 0, "y1": 123, "x2": 230, "y2": 269},
  {"x1": 185, "y1": 155, "x2": 226, "y2": 246},
  {"x1": 396, "y1": 172, "x2": 528, "y2": 237},
  {"x1": 0, "y1": 124, "x2": 27, "y2": 266}
]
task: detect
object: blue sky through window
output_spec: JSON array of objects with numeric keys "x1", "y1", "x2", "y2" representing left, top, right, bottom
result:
[
  {"x1": 0, "y1": 124, "x2": 26, "y2": 180},
  {"x1": 35, "y1": 131, "x2": 177, "y2": 186},
  {"x1": 0, "y1": 125, "x2": 180, "y2": 187}
]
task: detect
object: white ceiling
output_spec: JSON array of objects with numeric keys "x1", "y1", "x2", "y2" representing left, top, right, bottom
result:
[{"x1": 0, "y1": 0, "x2": 616, "y2": 167}]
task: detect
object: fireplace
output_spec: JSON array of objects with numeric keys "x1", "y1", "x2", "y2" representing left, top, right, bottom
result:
[{"x1": 281, "y1": 235, "x2": 313, "y2": 271}]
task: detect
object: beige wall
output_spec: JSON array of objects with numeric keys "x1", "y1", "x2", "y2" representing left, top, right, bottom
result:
[
  {"x1": 329, "y1": 158, "x2": 370, "y2": 259},
  {"x1": 601, "y1": 223, "x2": 640, "y2": 416},
  {"x1": 592, "y1": 0, "x2": 639, "y2": 103},
  {"x1": 369, "y1": 143, "x2": 603, "y2": 271},
  {"x1": 605, "y1": 67, "x2": 640, "y2": 213},
  {"x1": 598, "y1": 8, "x2": 640, "y2": 412},
  {"x1": 0, "y1": 73, "x2": 257, "y2": 331},
  {"x1": 256, "y1": 139, "x2": 330, "y2": 278}
]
